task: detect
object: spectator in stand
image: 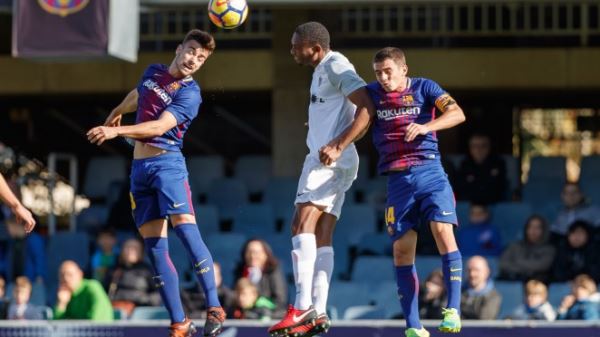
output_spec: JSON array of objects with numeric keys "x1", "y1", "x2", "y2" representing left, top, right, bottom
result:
[
  {"x1": 7, "y1": 276, "x2": 44, "y2": 320},
  {"x1": 0, "y1": 216, "x2": 45, "y2": 283},
  {"x1": 104, "y1": 238, "x2": 161, "y2": 317},
  {"x1": 461, "y1": 255, "x2": 501, "y2": 320},
  {"x1": 90, "y1": 228, "x2": 119, "y2": 282},
  {"x1": 552, "y1": 221, "x2": 599, "y2": 283},
  {"x1": 227, "y1": 278, "x2": 275, "y2": 320},
  {"x1": 508, "y1": 280, "x2": 556, "y2": 321},
  {"x1": 456, "y1": 134, "x2": 507, "y2": 204},
  {"x1": 556, "y1": 274, "x2": 600, "y2": 320},
  {"x1": 418, "y1": 269, "x2": 447, "y2": 319},
  {"x1": 551, "y1": 182, "x2": 600, "y2": 241},
  {"x1": 457, "y1": 204, "x2": 503, "y2": 257},
  {"x1": 498, "y1": 215, "x2": 555, "y2": 283},
  {"x1": 233, "y1": 239, "x2": 287, "y2": 318},
  {"x1": 181, "y1": 262, "x2": 235, "y2": 320},
  {"x1": 0, "y1": 276, "x2": 8, "y2": 319},
  {"x1": 53, "y1": 260, "x2": 113, "y2": 321}
]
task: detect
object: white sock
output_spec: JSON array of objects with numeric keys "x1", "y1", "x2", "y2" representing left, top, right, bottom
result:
[
  {"x1": 291, "y1": 233, "x2": 317, "y2": 310},
  {"x1": 312, "y1": 246, "x2": 334, "y2": 315}
]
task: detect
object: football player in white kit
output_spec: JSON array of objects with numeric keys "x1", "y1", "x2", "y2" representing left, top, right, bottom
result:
[{"x1": 268, "y1": 22, "x2": 374, "y2": 337}]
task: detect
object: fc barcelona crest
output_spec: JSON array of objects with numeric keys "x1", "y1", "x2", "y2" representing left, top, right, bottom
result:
[
  {"x1": 38, "y1": 0, "x2": 90, "y2": 17},
  {"x1": 402, "y1": 95, "x2": 414, "y2": 106}
]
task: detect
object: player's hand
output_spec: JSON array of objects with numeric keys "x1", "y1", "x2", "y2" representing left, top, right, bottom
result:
[
  {"x1": 104, "y1": 112, "x2": 122, "y2": 127},
  {"x1": 87, "y1": 126, "x2": 119, "y2": 145},
  {"x1": 405, "y1": 123, "x2": 430, "y2": 142},
  {"x1": 319, "y1": 142, "x2": 342, "y2": 166},
  {"x1": 12, "y1": 203, "x2": 35, "y2": 234}
]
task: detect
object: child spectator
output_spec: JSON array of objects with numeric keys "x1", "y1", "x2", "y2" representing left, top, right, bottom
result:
[
  {"x1": 557, "y1": 274, "x2": 600, "y2": 320},
  {"x1": 91, "y1": 228, "x2": 119, "y2": 281},
  {"x1": 7, "y1": 276, "x2": 44, "y2": 320},
  {"x1": 508, "y1": 280, "x2": 556, "y2": 321}
]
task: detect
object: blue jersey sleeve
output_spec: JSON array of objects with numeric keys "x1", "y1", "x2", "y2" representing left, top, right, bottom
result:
[
  {"x1": 422, "y1": 78, "x2": 447, "y2": 106},
  {"x1": 165, "y1": 86, "x2": 201, "y2": 124}
]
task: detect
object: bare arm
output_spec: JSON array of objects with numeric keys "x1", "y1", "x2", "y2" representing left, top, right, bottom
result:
[
  {"x1": 104, "y1": 89, "x2": 139, "y2": 127},
  {"x1": 319, "y1": 87, "x2": 375, "y2": 165},
  {"x1": 87, "y1": 111, "x2": 178, "y2": 145},
  {"x1": 0, "y1": 174, "x2": 35, "y2": 233},
  {"x1": 405, "y1": 94, "x2": 466, "y2": 142}
]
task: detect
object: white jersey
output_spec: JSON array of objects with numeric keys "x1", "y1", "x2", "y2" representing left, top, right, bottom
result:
[{"x1": 307, "y1": 51, "x2": 366, "y2": 168}]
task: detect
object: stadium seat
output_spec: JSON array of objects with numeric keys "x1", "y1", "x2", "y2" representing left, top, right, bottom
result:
[
  {"x1": 343, "y1": 305, "x2": 386, "y2": 320},
  {"x1": 415, "y1": 255, "x2": 442, "y2": 282},
  {"x1": 41, "y1": 306, "x2": 53, "y2": 320},
  {"x1": 352, "y1": 155, "x2": 371, "y2": 197},
  {"x1": 46, "y1": 232, "x2": 90, "y2": 288},
  {"x1": 328, "y1": 281, "x2": 371, "y2": 317},
  {"x1": 206, "y1": 178, "x2": 248, "y2": 220},
  {"x1": 495, "y1": 281, "x2": 524, "y2": 319},
  {"x1": 263, "y1": 177, "x2": 297, "y2": 223},
  {"x1": 187, "y1": 155, "x2": 225, "y2": 200},
  {"x1": 263, "y1": 233, "x2": 293, "y2": 278},
  {"x1": 369, "y1": 280, "x2": 402, "y2": 318},
  {"x1": 205, "y1": 233, "x2": 247, "y2": 287},
  {"x1": 234, "y1": 155, "x2": 272, "y2": 195},
  {"x1": 455, "y1": 201, "x2": 470, "y2": 229},
  {"x1": 522, "y1": 179, "x2": 563, "y2": 208},
  {"x1": 130, "y1": 306, "x2": 170, "y2": 320},
  {"x1": 548, "y1": 282, "x2": 572, "y2": 308},
  {"x1": 578, "y1": 156, "x2": 600, "y2": 185},
  {"x1": 194, "y1": 204, "x2": 220, "y2": 234},
  {"x1": 167, "y1": 232, "x2": 195, "y2": 289},
  {"x1": 491, "y1": 202, "x2": 533, "y2": 242},
  {"x1": 76, "y1": 204, "x2": 109, "y2": 232},
  {"x1": 528, "y1": 156, "x2": 566, "y2": 181},
  {"x1": 83, "y1": 156, "x2": 127, "y2": 199},
  {"x1": 30, "y1": 282, "x2": 47, "y2": 306},
  {"x1": 351, "y1": 256, "x2": 394, "y2": 284},
  {"x1": 356, "y1": 232, "x2": 391, "y2": 256},
  {"x1": 336, "y1": 204, "x2": 378, "y2": 246},
  {"x1": 501, "y1": 154, "x2": 520, "y2": 198},
  {"x1": 232, "y1": 203, "x2": 277, "y2": 236}
]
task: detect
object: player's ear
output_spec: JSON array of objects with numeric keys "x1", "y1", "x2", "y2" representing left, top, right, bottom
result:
[{"x1": 175, "y1": 44, "x2": 183, "y2": 55}]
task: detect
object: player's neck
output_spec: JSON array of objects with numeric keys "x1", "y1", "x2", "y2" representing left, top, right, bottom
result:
[
  {"x1": 311, "y1": 49, "x2": 330, "y2": 68},
  {"x1": 168, "y1": 63, "x2": 187, "y2": 80},
  {"x1": 395, "y1": 77, "x2": 410, "y2": 92}
]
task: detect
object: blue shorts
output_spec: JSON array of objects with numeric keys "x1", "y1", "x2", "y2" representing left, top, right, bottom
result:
[
  {"x1": 385, "y1": 160, "x2": 457, "y2": 242},
  {"x1": 129, "y1": 152, "x2": 195, "y2": 228}
]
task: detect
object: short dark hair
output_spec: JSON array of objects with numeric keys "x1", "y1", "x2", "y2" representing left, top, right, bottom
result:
[
  {"x1": 373, "y1": 47, "x2": 406, "y2": 65},
  {"x1": 182, "y1": 29, "x2": 216, "y2": 52},
  {"x1": 294, "y1": 21, "x2": 330, "y2": 50}
]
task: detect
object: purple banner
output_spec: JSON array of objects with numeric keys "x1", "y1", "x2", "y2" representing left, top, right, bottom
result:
[{"x1": 12, "y1": 0, "x2": 109, "y2": 58}]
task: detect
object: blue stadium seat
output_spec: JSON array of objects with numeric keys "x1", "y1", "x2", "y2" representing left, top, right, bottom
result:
[
  {"x1": 234, "y1": 155, "x2": 272, "y2": 195},
  {"x1": 495, "y1": 281, "x2": 524, "y2": 319},
  {"x1": 194, "y1": 204, "x2": 220, "y2": 234},
  {"x1": 491, "y1": 202, "x2": 533, "y2": 242},
  {"x1": 356, "y1": 232, "x2": 390, "y2": 256},
  {"x1": 343, "y1": 305, "x2": 386, "y2": 320},
  {"x1": 351, "y1": 256, "x2": 394, "y2": 283},
  {"x1": 187, "y1": 155, "x2": 225, "y2": 200},
  {"x1": 83, "y1": 156, "x2": 127, "y2": 199},
  {"x1": 263, "y1": 177, "x2": 297, "y2": 223},
  {"x1": 501, "y1": 154, "x2": 520, "y2": 198},
  {"x1": 369, "y1": 280, "x2": 402, "y2": 318},
  {"x1": 528, "y1": 156, "x2": 566, "y2": 181},
  {"x1": 206, "y1": 178, "x2": 248, "y2": 220},
  {"x1": 415, "y1": 255, "x2": 442, "y2": 282},
  {"x1": 232, "y1": 203, "x2": 277, "y2": 236},
  {"x1": 46, "y1": 232, "x2": 90, "y2": 287},
  {"x1": 30, "y1": 282, "x2": 47, "y2": 306},
  {"x1": 578, "y1": 156, "x2": 600, "y2": 184},
  {"x1": 263, "y1": 233, "x2": 293, "y2": 278},
  {"x1": 522, "y1": 179, "x2": 563, "y2": 208},
  {"x1": 364, "y1": 177, "x2": 387, "y2": 213},
  {"x1": 455, "y1": 201, "x2": 470, "y2": 229},
  {"x1": 167, "y1": 232, "x2": 195, "y2": 289},
  {"x1": 548, "y1": 282, "x2": 572, "y2": 308},
  {"x1": 352, "y1": 155, "x2": 371, "y2": 197},
  {"x1": 76, "y1": 204, "x2": 109, "y2": 232},
  {"x1": 205, "y1": 233, "x2": 247, "y2": 287},
  {"x1": 328, "y1": 281, "x2": 371, "y2": 317},
  {"x1": 130, "y1": 306, "x2": 170, "y2": 320},
  {"x1": 336, "y1": 204, "x2": 378, "y2": 246}
]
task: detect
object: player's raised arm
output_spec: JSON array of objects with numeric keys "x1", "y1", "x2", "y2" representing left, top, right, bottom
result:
[
  {"x1": 319, "y1": 87, "x2": 375, "y2": 166},
  {"x1": 0, "y1": 173, "x2": 35, "y2": 233},
  {"x1": 104, "y1": 89, "x2": 139, "y2": 127},
  {"x1": 405, "y1": 93, "x2": 466, "y2": 142},
  {"x1": 87, "y1": 110, "x2": 178, "y2": 145}
]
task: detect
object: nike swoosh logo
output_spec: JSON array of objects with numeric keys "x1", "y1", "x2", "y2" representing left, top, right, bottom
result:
[
  {"x1": 292, "y1": 310, "x2": 313, "y2": 323},
  {"x1": 195, "y1": 259, "x2": 208, "y2": 267},
  {"x1": 441, "y1": 211, "x2": 454, "y2": 216},
  {"x1": 450, "y1": 268, "x2": 462, "y2": 272},
  {"x1": 173, "y1": 202, "x2": 185, "y2": 208}
]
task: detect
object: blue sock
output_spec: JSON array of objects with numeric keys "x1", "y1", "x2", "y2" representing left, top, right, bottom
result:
[
  {"x1": 442, "y1": 250, "x2": 462, "y2": 313},
  {"x1": 395, "y1": 265, "x2": 421, "y2": 329},
  {"x1": 144, "y1": 237, "x2": 186, "y2": 323},
  {"x1": 174, "y1": 223, "x2": 220, "y2": 308}
]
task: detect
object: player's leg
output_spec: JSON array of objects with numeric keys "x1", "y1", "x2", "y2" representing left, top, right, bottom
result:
[
  {"x1": 139, "y1": 219, "x2": 196, "y2": 337},
  {"x1": 268, "y1": 203, "x2": 321, "y2": 337},
  {"x1": 171, "y1": 214, "x2": 225, "y2": 337},
  {"x1": 430, "y1": 221, "x2": 462, "y2": 333}
]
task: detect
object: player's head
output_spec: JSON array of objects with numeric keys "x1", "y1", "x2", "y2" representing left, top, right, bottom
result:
[
  {"x1": 13, "y1": 276, "x2": 32, "y2": 305},
  {"x1": 241, "y1": 238, "x2": 278, "y2": 271},
  {"x1": 59, "y1": 260, "x2": 84, "y2": 292},
  {"x1": 469, "y1": 202, "x2": 490, "y2": 225},
  {"x1": 567, "y1": 220, "x2": 591, "y2": 249},
  {"x1": 466, "y1": 255, "x2": 490, "y2": 289},
  {"x1": 372, "y1": 47, "x2": 408, "y2": 92},
  {"x1": 290, "y1": 21, "x2": 330, "y2": 67},
  {"x1": 572, "y1": 274, "x2": 596, "y2": 300},
  {"x1": 561, "y1": 182, "x2": 584, "y2": 208},
  {"x1": 234, "y1": 277, "x2": 259, "y2": 309},
  {"x1": 524, "y1": 215, "x2": 548, "y2": 244},
  {"x1": 172, "y1": 29, "x2": 216, "y2": 78},
  {"x1": 524, "y1": 280, "x2": 548, "y2": 308}
]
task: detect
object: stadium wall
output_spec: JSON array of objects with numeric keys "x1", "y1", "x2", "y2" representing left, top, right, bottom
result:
[{"x1": 0, "y1": 320, "x2": 599, "y2": 337}]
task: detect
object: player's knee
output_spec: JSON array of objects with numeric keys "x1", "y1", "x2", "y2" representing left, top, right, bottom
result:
[
  {"x1": 152, "y1": 275, "x2": 165, "y2": 289},
  {"x1": 170, "y1": 213, "x2": 196, "y2": 225}
]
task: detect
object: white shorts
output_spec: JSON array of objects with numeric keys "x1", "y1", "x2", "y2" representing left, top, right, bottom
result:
[{"x1": 294, "y1": 154, "x2": 359, "y2": 219}]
